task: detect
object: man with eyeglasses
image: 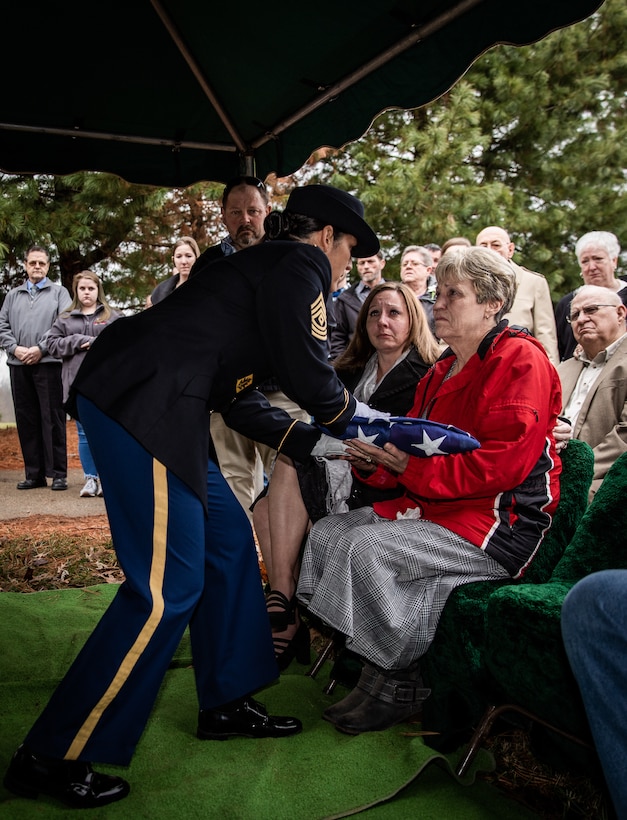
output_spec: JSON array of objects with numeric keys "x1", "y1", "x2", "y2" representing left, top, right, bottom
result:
[
  {"x1": 556, "y1": 284, "x2": 627, "y2": 502},
  {"x1": 554, "y1": 231, "x2": 627, "y2": 361},
  {"x1": 398, "y1": 245, "x2": 437, "y2": 336},
  {"x1": 0, "y1": 245, "x2": 72, "y2": 490},
  {"x1": 190, "y1": 176, "x2": 310, "y2": 521},
  {"x1": 475, "y1": 226, "x2": 559, "y2": 365}
]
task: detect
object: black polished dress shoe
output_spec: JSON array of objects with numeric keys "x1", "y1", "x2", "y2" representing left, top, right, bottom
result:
[
  {"x1": 51, "y1": 477, "x2": 68, "y2": 491},
  {"x1": 16, "y1": 478, "x2": 47, "y2": 490},
  {"x1": 3, "y1": 744, "x2": 130, "y2": 808},
  {"x1": 197, "y1": 697, "x2": 302, "y2": 740}
]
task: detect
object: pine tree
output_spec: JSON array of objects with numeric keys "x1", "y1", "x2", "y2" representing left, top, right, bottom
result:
[
  {"x1": 301, "y1": 0, "x2": 626, "y2": 299},
  {"x1": 0, "y1": 174, "x2": 224, "y2": 310}
]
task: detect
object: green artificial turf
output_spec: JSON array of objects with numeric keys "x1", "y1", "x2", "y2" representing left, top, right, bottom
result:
[{"x1": 0, "y1": 586, "x2": 539, "y2": 819}]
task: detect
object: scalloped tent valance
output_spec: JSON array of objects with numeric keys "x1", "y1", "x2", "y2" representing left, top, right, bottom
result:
[{"x1": 0, "y1": 0, "x2": 603, "y2": 188}]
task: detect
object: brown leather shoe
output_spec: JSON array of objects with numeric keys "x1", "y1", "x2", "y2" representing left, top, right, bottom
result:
[{"x1": 334, "y1": 663, "x2": 430, "y2": 735}]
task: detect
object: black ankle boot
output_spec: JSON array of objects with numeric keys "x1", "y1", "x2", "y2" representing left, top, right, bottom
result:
[
  {"x1": 324, "y1": 660, "x2": 413, "y2": 724},
  {"x1": 323, "y1": 659, "x2": 377, "y2": 723},
  {"x1": 328, "y1": 648, "x2": 363, "y2": 690},
  {"x1": 334, "y1": 662, "x2": 430, "y2": 735}
]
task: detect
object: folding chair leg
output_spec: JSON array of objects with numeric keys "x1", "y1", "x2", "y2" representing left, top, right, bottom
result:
[
  {"x1": 456, "y1": 702, "x2": 594, "y2": 777},
  {"x1": 456, "y1": 704, "x2": 501, "y2": 777},
  {"x1": 323, "y1": 676, "x2": 339, "y2": 696},
  {"x1": 306, "y1": 635, "x2": 336, "y2": 679}
]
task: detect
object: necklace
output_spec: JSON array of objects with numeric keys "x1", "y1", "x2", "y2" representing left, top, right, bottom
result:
[{"x1": 443, "y1": 358, "x2": 458, "y2": 382}]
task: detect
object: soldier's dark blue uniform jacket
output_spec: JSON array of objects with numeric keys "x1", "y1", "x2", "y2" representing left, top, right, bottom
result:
[{"x1": 71, "y1": 240, "x2": 356, "y2": 506}]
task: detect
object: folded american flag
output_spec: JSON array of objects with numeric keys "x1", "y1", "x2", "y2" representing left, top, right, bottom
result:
[{"x1": 317, "y1": 416, "x2": 480, "y2": 457}]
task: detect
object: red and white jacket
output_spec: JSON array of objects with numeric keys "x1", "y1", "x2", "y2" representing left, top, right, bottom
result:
[{"x1": 361, "y1": 323, "x2": 562, "y2": 578}]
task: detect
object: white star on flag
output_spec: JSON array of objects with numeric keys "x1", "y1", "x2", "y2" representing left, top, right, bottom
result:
[
  {"x1": 412, "y1": 431, "x2": 447, "y2": 456},
  {"x1": 356, "y1": 426, "x2": 381, "y2": 445}
]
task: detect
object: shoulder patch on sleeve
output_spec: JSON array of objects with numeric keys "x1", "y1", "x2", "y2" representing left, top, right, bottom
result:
[
  {"x1": 311, "y1": 292, "x2": 327, "y2": 341},
  {"x1": 236, "y1": 374, "x2": 254, "y2": 393}
]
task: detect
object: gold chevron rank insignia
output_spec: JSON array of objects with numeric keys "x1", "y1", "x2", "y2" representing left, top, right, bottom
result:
[
  {"x1": 311, "y1": 292, "x2": 327, "y2": 341},
  {"x1": 235, "y1": 374, "x2": 254, "y2": 393}
]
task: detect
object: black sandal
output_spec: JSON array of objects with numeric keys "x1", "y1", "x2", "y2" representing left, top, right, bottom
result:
[
  {"x1": 266, "y1": 590, "x2": 296, "y2": 631},
  {"x1": 273, "y1": 621, "x2": 311, "y2": 671}
]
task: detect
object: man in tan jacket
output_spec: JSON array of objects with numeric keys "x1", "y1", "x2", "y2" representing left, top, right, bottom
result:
[
  {"x1": 476, "y1": 226, "x2": 559, "y2": 365},
  {"x1": 558, "y1": 284, "x2": 627, "y2": 501}
]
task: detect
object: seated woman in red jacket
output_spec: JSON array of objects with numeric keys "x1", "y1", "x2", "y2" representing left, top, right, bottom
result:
[{"x1": 297, "y1": 246, "x2": 562, "y2": 736}]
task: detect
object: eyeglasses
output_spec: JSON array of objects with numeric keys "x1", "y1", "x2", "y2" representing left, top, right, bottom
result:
[{"x1": 566, "y1": 304, "x2": 617, "y2": 323}]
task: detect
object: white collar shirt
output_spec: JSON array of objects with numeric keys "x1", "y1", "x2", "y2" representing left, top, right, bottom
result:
[{"x1": 564, "y1": 332, "x2": 627, "y2": 426}]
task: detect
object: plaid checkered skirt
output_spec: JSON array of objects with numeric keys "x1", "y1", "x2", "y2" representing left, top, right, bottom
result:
[{"x1": 297, "y1": 506, "x2": 509, "y2": 670}]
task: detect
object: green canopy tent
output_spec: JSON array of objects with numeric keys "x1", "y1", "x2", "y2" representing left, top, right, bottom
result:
[{"x1": 0, "y1": 0, "x2": 603, "y2": 187}]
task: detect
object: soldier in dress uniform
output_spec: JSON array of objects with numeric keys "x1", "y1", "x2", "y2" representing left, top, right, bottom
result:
[{"x1": 3, "y1": 185, "x2": 381, "y2": 809}]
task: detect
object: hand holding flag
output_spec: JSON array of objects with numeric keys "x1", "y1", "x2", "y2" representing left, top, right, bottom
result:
[{"x1": 316, "y1": 416, "x2": 480, "y2": 457}]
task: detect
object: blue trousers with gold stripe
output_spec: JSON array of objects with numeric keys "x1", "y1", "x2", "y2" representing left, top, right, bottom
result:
[{"x1": 24, "y1": 397, "x2": 278, "y2": 766}]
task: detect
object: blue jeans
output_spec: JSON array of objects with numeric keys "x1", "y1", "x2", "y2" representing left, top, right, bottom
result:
[
  {"x1": 76, "y1": 420, "x2": 97, "y2": 478},
  {"x1": 561, "y1": 570, "x2": 627, "y2": 818}
]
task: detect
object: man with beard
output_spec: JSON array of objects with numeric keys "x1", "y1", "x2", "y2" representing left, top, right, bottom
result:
[{"x1": 193, "y1": 176, "x2": 271, "y2": 268}]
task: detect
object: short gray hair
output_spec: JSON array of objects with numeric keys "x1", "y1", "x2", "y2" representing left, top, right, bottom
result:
[
  {"x1": 435, "y1": 247, "x2": 517, "y2": 320},
  {"x1": 401, "y1": 245, "x2": 433, "y2": 266},
  {"x1": 575, "y1": 231, "x2": 620, "y2": 261}
]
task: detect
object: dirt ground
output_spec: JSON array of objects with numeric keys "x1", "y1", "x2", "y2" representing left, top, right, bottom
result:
[
  {"x1": 1, "y1": 423, "x2": 108, "y2": 540},
  {"x1": 0, "y1": 423, "x2": 266, "y2": 585},
  {"x1": 0, "y1": 421, "x2": 82, "y2": 471}
]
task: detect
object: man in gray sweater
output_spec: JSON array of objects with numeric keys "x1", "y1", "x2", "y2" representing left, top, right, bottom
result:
[{"x1": 0, "y1": 245, "x2": 72, "y2": 489}]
